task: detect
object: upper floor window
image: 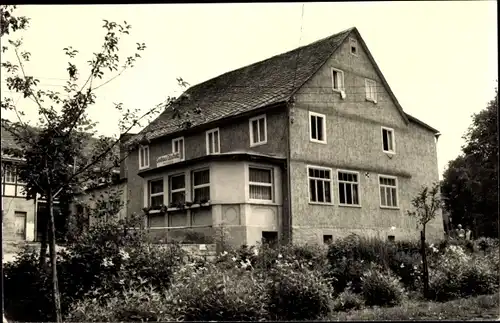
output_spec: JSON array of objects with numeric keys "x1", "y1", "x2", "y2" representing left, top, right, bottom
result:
[
  {"x1": 172, "y1": 137, "x2": 185, "y2": 161},
  {"x1": 192, "y1": 169, "x2": 210, "y2": 202},
  {"x1": 350, "y1": 37, "x2": 358, "y2": 56},
  {"x1": 379, "y1": 175, "x2": 398, "y2": 208},
  {"x1": 138, "y1": 145, "x2": 150, "y2": 170},
  {"x1": 206, "y1": 128, "x2": 220, "y2": 155},
  {"x1": 169, "y1": 173, "x2": 185, "y2": 205},
  {"x1": 381, "y1": 127, "x2": 395, "y2": 153},
  {"x1": 309, "y1": 111, "x2": 326, "y2": 144},
  {"x1": 308, "y1": 166, "x2": 332, "y2": 204},
  {"x1": 365, "y1": 78, "x2": 377, "y2": 103},
  {"x1": 331, "y1": 68, "x2": 344, "y2": 92},
  {"x1": 3, "y1": 165, "x2": 16, "y2": 184},
  {"x1": 249, "y1": 167, "x2": 273, "y2": 201},
  {"x1": 338, "y1": 170, "x2": 360, "y2": 206},
  {"x1": 148, "y1": 178, "x2": 164, "y2": 207},
  {"x1": 249, "y1": 114, "x2": 267, "y2": 147}
]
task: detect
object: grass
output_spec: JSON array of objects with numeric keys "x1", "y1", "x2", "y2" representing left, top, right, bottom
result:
[{"x1": 326, "y1": 293, "x2": 500, "y2": 320}]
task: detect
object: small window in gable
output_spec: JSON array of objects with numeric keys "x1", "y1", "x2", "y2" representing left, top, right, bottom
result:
[
  {"x1": 249, "y1": 114, "x2": 267, "y2": 147},
  {"x1": 331, "y1": 68, "x2": 344, "y2": 92},
  {"x1": 138, "y1": 145, "x2": 150, "y2": 170},
  {"x1": 350, "y1": 37, "x2": 358, "y2": 56},
  {"x1": 172, "y1": 137, "x2": 185, "y2": 161},
  {"x1": 206, "y1": 128, "x2": 220, "y2": 155},
  {"x1": 381, "y1": 127, "x2": 395, "y2": 153},
  {"x1": 309, "y1": 111, "x2": 326, "y2": 143},
  {"x1": 365, "y1": 78, "x2": 377, "y2": 103}
]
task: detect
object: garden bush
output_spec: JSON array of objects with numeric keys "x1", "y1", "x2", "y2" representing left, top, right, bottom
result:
[
  {"x1": 167, "y1": 262, "x2": 268, "y2": 321},
  {"x1": 66, "y1": 279, "x2": 174, "y2": 322},
  {"x1": 360, "y1": 264, "x2": 405, "y2": 307},
  {"x1": 266, "y1": 261, "x2": 332, "y2": 320},
  {"x1": 428, "y1": 244, "x2": 499, "y2": 301},
  {"x1": 332, "y1": 288, "x2": 365, "y2": 312}
]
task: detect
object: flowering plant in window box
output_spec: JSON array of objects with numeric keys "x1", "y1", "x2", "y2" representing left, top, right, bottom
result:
[
  {"x1": 169, "y1": 202, "x2": 186, "y2": 210},
  {"x1": 142, "y1": 205, "x2": 168, "y2": 215},
  {"x1": 185, "y1": 200, "x2": 194, "y2": 208}
]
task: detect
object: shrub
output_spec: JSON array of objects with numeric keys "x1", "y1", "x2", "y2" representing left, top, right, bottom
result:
[
  {"x1": 428, "y1": 244, "x2": 499, "y2": 301},
  {"x1": 3, "y1": 248, "x2": 54, "y2": 322},
  {"x1": 266, "y1": 262, "x2": 332, "y2": 320},
  {"x1": 168, "y1": 263, "x2": 268, "y2": 321},
  {"x1": 360, "y1": 264, "x2": 405, "y2": 307},
  {"x1": 66, "y1": 280, "x2": 174, "y2": 322},
  {"x1": 332, "y1": 288, "x2": 365, "y2": 312}
]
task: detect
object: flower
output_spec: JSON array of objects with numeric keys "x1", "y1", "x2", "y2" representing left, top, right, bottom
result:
[
  {"x1": 102, "y1": 258, "x2": 113, "y2": 267},
  {"x1": 400, "y1": 263, "x2": 405, "y2": 268},
  {"x1": 119, "y1": 249, "x2": 130, "y2": 261},
  {"x1": 232, "y1": 256, "x2": 237, "y2": 262},
  {"x1": 277, "y1": 253, "x2": 283, "y2": 259},
  {"x1": 253, "y1": 248, "x2": 259, "y2": 256},
  {"x1": 221, "y1": 251, "x2": 228, "y2": 256}
]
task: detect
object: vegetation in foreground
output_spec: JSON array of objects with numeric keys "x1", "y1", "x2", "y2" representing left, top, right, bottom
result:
[{"x1": 3, "y1": 212, "x2": 499, "y2": 322}]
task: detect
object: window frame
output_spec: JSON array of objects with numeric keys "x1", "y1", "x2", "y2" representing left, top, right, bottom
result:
[
  {"x1": 331, "y1": 67, "x2": 345, "y2": 92},
  {"x1": 249, "y1": 114, "x2": 267, "y2": 147},
  {"x1": 349, "y1": 37, "x2": 358, "y2": 56},
  {"x1": 248, "y1": 166, "x2": 274, "y2": 202},
  {"x1": 381, "y1": 126, "x2": 396, "y2": 154},
  {"x1": 172, "y1": 137, "x2": 185, "y2": 161},
  {"x1": 205, "y1": 128, "x2": 220, "y2": 155},
  {"x1": 192, "y1": 168, "x2": 211, "y2": 202},
  {"x1": 378, "y1": 174, "x2": 399, "y2": 209},
  {"x1": 148, "y1": 178, "x2": 164, "y2": 208},
  {"x1": 138, "y1": 145, "x2": 150, "y2": 170},
  {"x1": 307, "y1": 165, "x2": 334, "y2": 205},
  {"x1": 309, "y1": 111, "x2": 327, "y2": 144},
  {"x1": 337, "y1": 169, "x2": 361, "y2": 207},
  {"x1": 365, "y1": 78, "x2": 377, "y2": 103},
  {"x1": 169, "y1": 173, "x2": 186, "y2": 205}
]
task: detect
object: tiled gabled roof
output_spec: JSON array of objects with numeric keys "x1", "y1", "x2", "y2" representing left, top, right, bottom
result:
[{"x1": 133, "y1": 27, "x2": 355, "y2": 143}]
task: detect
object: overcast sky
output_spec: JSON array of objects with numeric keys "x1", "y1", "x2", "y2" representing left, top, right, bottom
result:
[{"x1": 1, "y1": 2, "x2": 497, "y2": 179}]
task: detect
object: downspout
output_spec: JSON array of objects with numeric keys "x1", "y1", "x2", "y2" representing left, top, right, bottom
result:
[{"x1": 286, "y1": 99, "x2": 294, "y2": 243}]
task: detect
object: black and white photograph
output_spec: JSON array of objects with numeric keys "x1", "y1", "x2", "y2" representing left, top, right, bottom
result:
[{"x1": 1, "y1": 2, "x2": 498, "y2": 322}]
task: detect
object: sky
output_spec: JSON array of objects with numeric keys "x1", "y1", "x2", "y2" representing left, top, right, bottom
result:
[{"x1": 1, "y1": 2, "x2": 497, "y2": 179}]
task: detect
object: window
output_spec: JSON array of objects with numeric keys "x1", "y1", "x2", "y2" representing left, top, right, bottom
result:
[
  {"x1": 381, "y1": 127, "x2": 395, "y2": 153},
  {"x1": 148, "y1": 179, "x2": 164, "y2": 207},
  {"x1": 138, "y1": 145, "x2": 149, "y2": 170},
  {"x1": 309, "y1": 112, "x2": 326, "y2": 143},
  {"x1": 249, "y1": 167, "x2": 273, "y2": 201},
  {"x1": 169, "y1": 173, "x2": 185, "y2": 205},
  {"x1": 262, "y1": 231, "x2": 278, "y2": 247},
  {"x1": 323, "y1": 234, "x2": 333, "y2": 244},
  {"x1": 3, "y1": 164, "x2": 16, "y2": 184},
  {"x1": 192, "y1": 169, "x2": 210, "y2": 202},
  {"x1": 331, "y1": 68, "x2": 344, "y2": 91},
  {"x1": 338, "y1": 171, "x2": 360, "y2": 206},
  {"x1": 249, "y1": 114, "x2": 267, "y2": 146},
  {"x1": 365, "y1": 78, "x2": 377, "y2": 102},
  {"x1": 388, "y1": 235, "x2": 395, "y2": 242},
  {"x1": 350, "y1": 37, "x2": 358, "y2": 55},
  {"x1": 308, "y1": 166, "x2": 332, "y2": 204},
  {"x1": 206, "y1": 128, "x2": 220, "y2": 155},
  {"x1": 379, "y1": 175, "x2": 398, "y2": 208},
  {"x1": 172, "y1": 137, "x2": 185, "y2": 161}
]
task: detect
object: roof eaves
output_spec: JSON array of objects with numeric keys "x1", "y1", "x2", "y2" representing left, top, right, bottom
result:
[
  {"x1": 352, "y1": 28, "x2": 410, "y2": 125},
  {"x1": 405, "y1": 113, "x2": 440, "y2": 134}
]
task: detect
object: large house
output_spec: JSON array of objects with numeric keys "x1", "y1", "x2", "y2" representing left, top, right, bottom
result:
[{"x1": 124, "y1": 27, "x2": 444, "y2": 247}]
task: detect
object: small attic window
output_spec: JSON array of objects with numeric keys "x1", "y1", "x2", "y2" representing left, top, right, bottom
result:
[{"x1": 350, "y1": 37, "x2": 358, "y2": 56}]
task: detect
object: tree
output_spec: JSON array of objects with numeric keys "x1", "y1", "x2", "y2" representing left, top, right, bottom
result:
[
  {"x1": 441, "y1": 87, "x2": 498, "y2": 238},
  {"x1": 0, "y1": 6, "x2": 189, "y2": 322},
  {"x1": 407, "y1": 182, "x2": 442, "y2": 299}
]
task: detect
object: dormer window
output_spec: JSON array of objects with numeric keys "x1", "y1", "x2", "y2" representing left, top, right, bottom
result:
[
  {"x1": 138, "y1": 145, "x2": 150, "y2": 170},
  {"x1": 350, "y1": 37, "x2": 358, "y2": 56}
]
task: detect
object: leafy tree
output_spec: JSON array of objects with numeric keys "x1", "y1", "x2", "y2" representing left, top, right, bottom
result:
[
  {"x1": 0, "y1": 6, "x2": 191, "y2": 322},
  {"x1": 441, "y1": 87, "x2": 498, "y2": 238},
  {"x1": 407, "y1": 182, "x2": 442, "y2": 299}
]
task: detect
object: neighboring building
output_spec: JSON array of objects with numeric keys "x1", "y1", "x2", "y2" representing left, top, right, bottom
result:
[{"x1": 127, "y1": 27, "x2": 442, "y2": 246}]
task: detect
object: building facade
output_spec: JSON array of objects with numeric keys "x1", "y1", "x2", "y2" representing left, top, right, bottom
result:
[{"x1": 122, "y1": 27, "x2": 444, "y2": 246}]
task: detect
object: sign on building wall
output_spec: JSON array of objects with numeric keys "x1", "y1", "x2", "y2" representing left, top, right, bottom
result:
[{"x1": 157, "y1": 152, "x2": 181, "y2": 167}]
